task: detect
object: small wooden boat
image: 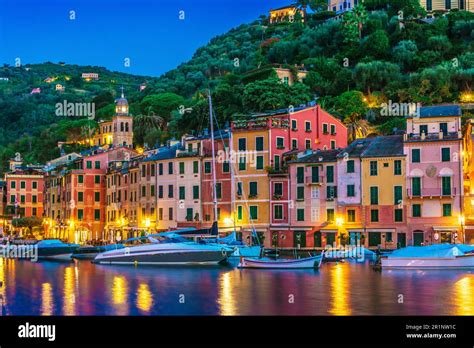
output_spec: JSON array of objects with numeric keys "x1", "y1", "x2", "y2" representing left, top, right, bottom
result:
[{"x1": 238, "y1": 254, "x2": 323, "y2": 269}]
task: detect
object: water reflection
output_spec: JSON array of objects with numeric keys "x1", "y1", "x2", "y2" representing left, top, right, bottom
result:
[
  {"x1": 41, "y1": 283, "x2": 53, "y2": 315},
  {"x1": 1, "y1": 259, "x2": 474, "y2": 315},
  {"x1": 453, "y1": 275, "x2": 474, "y2": 315},
  {"x1": 218, "y1": 271, "x2": 236, "y2": 315},
  {"x1": 136, "y1": 283, "x2": 153, "y2": 313},
  {"x1": 328, "y1": 264, "x2": 351, "y2": 315}
]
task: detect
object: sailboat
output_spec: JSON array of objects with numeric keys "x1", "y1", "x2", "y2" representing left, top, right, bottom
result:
[{"x1": 206, "y1": 91, "x2": 263, "y2": 258}]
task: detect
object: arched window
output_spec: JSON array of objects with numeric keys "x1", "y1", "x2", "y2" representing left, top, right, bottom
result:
[
  {"x1": 125, "y1": 123, "x2": 129, "y2": 132},
  {"x1": 120, "y1": 122, "x2": 124, "y2": 132}
]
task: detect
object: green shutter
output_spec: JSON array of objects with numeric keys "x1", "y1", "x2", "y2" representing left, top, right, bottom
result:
[
  {"x1": 297, "y1": 167, "x2": 304, "y2": 183},
  {"x1": 326, "y1": 166, "x2": 334, "y2": 183},
  {"x1": 412, "y1": 178, "x2": 421, "y2": 196},
  {"x1": 311, "y1": 166, "x2": 319, "y2": 182},
  {"x1": 256, "y1": 137, "x2": 263, "y2": 151},
  {"x1": 256, "y1": 156, "x2": 264, "y2": 170},
  {"x1": 347, "y1": 160, "x2": 354, "y2": 173},
  {"x1": 412, "y1": 149, "x2": 420, "y2": 163},
  {"x1": 442, "y1": 148, "x2": 450, "y2": 162},
  {"x1": 442, "y1": 177, "x2": 451, "y2": 195},
  {"x1": 237, "y1": 206, "x2": 243, "y2": 220},
  {"x1": 394, "y1": 186, "x2": 402, "y2": 205},
  {"x1": 370, "y1": 187, "x2": 378, "y2": 205}
]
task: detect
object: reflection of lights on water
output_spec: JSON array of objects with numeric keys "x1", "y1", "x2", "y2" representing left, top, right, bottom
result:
[
  {"x1": 329, "y1": 264, "x2": 351, "y2": 315},
  {"x1": 218, "y1": 272, "x2": 236, "y2": 316},
  {"x1": 41, "y1": 283, "x2": 53, "y2": 316},
  {"x1": 136, "y1": 283, "x2": 153, "y2": 313},
  {"x1": 453, "y1": 276, "x2": 474, "y2": 315},
  {"x1": 63, "y1": 267, "x2": 76, "y2": 315},
  {"x1": 0, "y1": 259, "x2": 5, "y2": 308},
  {"x1": 112, "y1": 276, "x2": 129, "y2": 315}
]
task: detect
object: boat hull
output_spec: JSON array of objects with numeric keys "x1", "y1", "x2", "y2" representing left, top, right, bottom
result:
[
  {"x1": 238, "y1": 255, "x2": 323, "y2": 269},
  {"x1": 381, "y1": 255, "x2": 474, "y2": 269},
  {"x1": 94, "y1": 249, "x2": 231, "y2": 265},
  {"x1": 37, "y1": 253, "x2": 74, "y2": 261}
]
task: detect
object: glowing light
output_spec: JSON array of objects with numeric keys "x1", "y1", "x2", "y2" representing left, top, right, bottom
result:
[
  {"x1": 460, "y1": 91, "x2": 474, "y2": 103},
  {"x1": 459, "y1": 215, "x2": 465, "y2": 225},
  {"x1": 329, "y1": 264, "x2": 351, "y2": 315},
  {"x1": 111, "y1": 276, "x2": 129, "y2": 315},
  {"x1": 136, "y1": 283, "x2": 153, "y2": 313},
  {"x1": 41, "y1": 283, "x2": 54, "y2": 316},
  {"x1": 218, "y1": 272, "x2": 237, "y2": 315},
  {"x1": 223, "y1": 217, "x2": 233, "y2": 225},
  {"x1": 63, "y1": 267, "x2": 76, "y2": 315},
  {"x1": 335, "y1": 217, "x2": 344, "y2": 227},
  {"x1": 453, "y1": 276, "x2": 474, "y2": 315}
]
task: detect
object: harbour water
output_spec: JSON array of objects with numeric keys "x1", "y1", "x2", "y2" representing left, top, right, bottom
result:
[{"x1": 0, "y1": 258, "x2": 473, "y2": 316}]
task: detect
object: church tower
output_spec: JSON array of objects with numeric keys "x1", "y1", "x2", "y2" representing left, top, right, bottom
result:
[{"x1": 112, "y1": 87, "x2": 133, "y2": 147}]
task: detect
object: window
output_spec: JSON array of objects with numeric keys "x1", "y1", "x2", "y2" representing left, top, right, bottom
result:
[
  {"x1": 274, "y1": 205, "x2": 283, "y2": 220},
  {"x1": 442, "y1": 203, "x2": 452, "y2": 217},
  {"x1": 193, "y1": 186, "x2": 199, "y2": 199},
  {"x1": 168, "y1": 185, "x2": 174, "y2": 198},
  {"x1": 394, "y1": 186, "x2": 402, "y2": 205},
  {"x1": 222, "y1": 161, "x2": 230, "y2": 173},
  {"x1": 186, "y1": 208, "x2": 193, "y2": 221},
  {"x1": 179, "y1": 162, "x2": 185, "y2": 174},
  {"x1": 326, "y1": 166, "x2": 334, "y2": 183},
  {"x1": 94, "y1": 209, "x2": 100, "y2": 221},
  {"x1": 445, "y1": 0, "x2": 451, "y2": 9},
  {"x1": 204, "y1": 162, "x2": 211, "y2": 174},
  {"x1": 327, "y1": 209, "x2": 334, "y2": 222},
  {"x1": 94, "y1": 175, "x2": 100, "y2": 184},
  {"x1": 291, "y1": 119, "x2": 297, "y2": 130},
  {"x1": 141, "y1": 186, "x2": 146, "y2": 197},
  {"x1": 179, "y1": 186, "x2": 185, "y2": 200},
  {"x1": 77, "y1": 209, "x2": 84, "y2": 221},
  {"x1": 412, "y1": 204, "x2": 421, "y2": 217},
  {"x1": 249, "y1": 182, "x2": 258, "y2": 196},
  {"x1": 426, "y1": 0, "x2": 432, "y2": 10},
  {"x1": 371, "y1": 209, "x2": 379, "y2": 222},
  {"x1": 330, "y1": 140, "x2": 336, "y2": 150},
  {"x1": 274, "y1": 183, "x2": 283, "y2": 196},
  {"x1": 283, "y1": 76, "x2": 289, "y2": 85},
  {"x1": 347, "y1": 160, "x2": 354, "y2": 173},
  {"x1": 305, "y1": 139, "x2": 311, "y2": 150},
  {"x1": 442, "y1": 177, "x2": 451, "y2": 196},
  {"x1": 193, "y1": 161, "x2": 199, "y2": 174},
  {"x1": 237, "y1": 206, "x2": 243, "y2": 220},
  {"x1": 322, "y1": 123, "x2": 328, "y2": 134},
  {"x1": 330, "y1": 124, "x2": 336, "y2": 135},
  {"x1": 157, "y1": 185, "x2": 161, "y2": 198},
  {"x1": 216, "y1": 183, "x2": 222, "y2": 199},
  {"x1": 256, "y1": 137, "x2": 264, "y2": 151},
  {"x1": 95, "y1": 192, "x2": 100, "y2": 202},
  {"x1": 95, "y1": 161, "x2": 100, "y2": 169},
  {"x1": 239, "y1": 157, "x2": 246, "y2": 171},
  {"x1": 256, "y1": 156, "x2": 264, "y2": 170},
  {"x1": 237, "y1": 182, "x2": 243, "y2": 196},
  {"x1": 249, "y1": 206, "x2": 258, "y2": 220},
  {"x1": 169, "y1": 207, "x2": 173, "y2": 221},
  {"x1": 20, "y1": 181, "x2": 26, "y2": 189},
  {"x1": 86, "y1": 161, "x2": 92, "y2": 169},
  {"x1": 297, "y1": 186, "x2": 305, "y2": 200},
  {"x1": 297, "y1": 208, "x2": 305, "y2": 221},
  {"x1": 386, "y1": 232, "x2": 393, "y2": 243},
  {"x1": 441, "y1": 148, "x2": 450, "y2": 162},
  {"x1": 276, "y1": 137, "x2": 284, "y2": 149},
  {"x1": 305, "y1": 121, "x2": 311, "y2": 132},
  {"x1": 158, "y1": 208, "x2": 163, "y2": 221},
  {"x1": 370, "y1": 161, "x2": 378, "y2": 176},
  {"x1": 394, "y1": 209, "x2": 403, "y2": 222},
  {"x1": 157, "y1": 163, "x2": 163, "y2": 176},
  {"x1": 370, "y1": 187, "x2": 378, "y2": 205},
  {"x1": 326, "y1": 186, "x2": 337, "y2": 199},
  {"x1": 78, "y1": 192, "x2": 84, "y2": 202},
  {"x1": 78, "y1": 175, "x2": 84, "y2": 184},
  {"x1": 238, "y1": 138, "x2": 246, "y2": 151},
  {"x1": 168, "y1": 162, "x2": 174, "y2": 174},
  {"x1": 347, "y1": 209, "x2": 355, "y2": 222},
  {"x1": 297, "y1": 167, "x2": 304, "y2": 183},
  {"x1": 311, "y1": 166, "x2": 319, "y2": 183},
  {"x1": 412, "y1": 149, "x2": 420, "y2": 163},
  {"x1": 10, "y1": 181, "x2": 15, "y2": 189},
  {"x1": 412, "y1": 177, "x2": 421, "y2": 196},
  {"x1": 274, "y1": 155, "x2": 280, "y2": 171},
  {"x1": 347, "y1": 184, "x2": 355, "y2": 197},
  {"x1": 394, "y1": 160, "x2": 402, "y2": 175},
  {"x1": 292, "y1": 139, "x2": 297, "y2": 150},
  {"x1": 440, "y1": 122, "x2": 448, "y2": 136},
  {"x1": 32, "y1": 195, "x2": 37, "y2": 203}
]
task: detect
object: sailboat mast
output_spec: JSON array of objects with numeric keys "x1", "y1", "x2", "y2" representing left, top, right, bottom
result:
[{"x1": 208, "y1": 91, "x2": 219, "y2": 226}]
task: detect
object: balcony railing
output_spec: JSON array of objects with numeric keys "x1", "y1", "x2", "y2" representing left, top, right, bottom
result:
[
  {"x1": 266, "y1": 166, "x2": 288, "y2": 176},
  {"x1": 407, "y1": 188, "x2": 456, "y2": 197},
  {"x1": 305, "y1": 175, "x2": 324, "y2": 185}
]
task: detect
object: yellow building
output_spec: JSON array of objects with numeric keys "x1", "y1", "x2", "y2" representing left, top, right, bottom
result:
[
  {"x1": 463, "y1": 119, "x2": 474, "y2": 243},
  {"x1": 420, "y1": 0, "x2": 474, "y2": 12},
  {"x1": 269, "y1": 5, "x2": 304, "y2": 24},
  {"x1": 360, "y1": 136, "x2": 407, "y2": 249}
]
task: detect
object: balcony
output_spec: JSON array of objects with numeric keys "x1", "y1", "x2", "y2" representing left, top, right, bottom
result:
[
  {"x1": 407, "y1": 188, "x2": 456, "y2": 198},
  {"x1": 404, "y1": 131, "x2": 462, "y2": 142},
  {"x1": 305, "y1": 175, "x2": 324, "y2": 185},
  {"x1": 266, "y1": 166, "x2": 288, "y2": 176}
]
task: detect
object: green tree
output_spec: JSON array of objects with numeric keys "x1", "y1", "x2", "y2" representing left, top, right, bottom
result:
[{"x1": 140, "y1": 93, "x2": 186, "y2": 122}]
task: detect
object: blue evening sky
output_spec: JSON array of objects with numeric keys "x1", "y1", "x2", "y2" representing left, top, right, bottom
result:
[{"x1": 0, "y1": 0, "x2": 290, "y2": 76}]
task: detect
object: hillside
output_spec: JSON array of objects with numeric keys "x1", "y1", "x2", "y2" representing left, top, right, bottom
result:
[{"x1": 0, "y1": 0, "x2": 473, "y2": 173}]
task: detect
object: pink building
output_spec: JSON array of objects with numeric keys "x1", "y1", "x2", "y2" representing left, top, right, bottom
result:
[{"x1": 404, "y1": 105, "x2": 464, "y2": 245}]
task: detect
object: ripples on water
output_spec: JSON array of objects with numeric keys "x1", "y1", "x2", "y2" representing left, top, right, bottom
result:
[{"x1": 0, "y1": 258, "x2": 473, "y2": 316}]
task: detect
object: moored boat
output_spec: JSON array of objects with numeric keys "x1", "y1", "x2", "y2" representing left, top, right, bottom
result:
[
  {"x1": 93, "y1": 233, "x2": 235, "y2": 266},
  {"x1": 381, "y1": 244, "x2": 474, "y2": 269},
  {"x1": 238, "y1": 254, "x2": 323, "y2": 269},
  {"x1": 35, "y1": 239, "x2": 79, "y2": 261},
  {"x1": 72, "y1": 244, "x2": 125, "y2": 260}
]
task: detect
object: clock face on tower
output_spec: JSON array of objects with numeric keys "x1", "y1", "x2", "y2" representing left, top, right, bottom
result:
[{"x1": 426, "y1": 165, "x2": 437, "y2": 178}]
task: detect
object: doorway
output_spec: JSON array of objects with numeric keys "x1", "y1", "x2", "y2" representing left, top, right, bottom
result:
[
  {"x1": 413, "y1": 231, "x2": 424, "y2": 246},
  {"x1": 397, "y1": 233, "x2": 406, "y2": 248},
  {"x1": 314, "y1": 232, "x2": 322, "y2": 248},
  {"x1": 368, "y1": 232, "x2": 381, "y2": 247}
]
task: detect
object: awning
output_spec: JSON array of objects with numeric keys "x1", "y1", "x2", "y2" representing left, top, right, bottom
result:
[
  {"x1": 409, "y1": 168, "x2": 424, "y2": 177},
  {"x1": 346, "y1": 229, "x2": 364, "y2": 233},
  {"x1": 433, "y1": 226, "x2": 459, "y2": 231},
  {"x1": 366, "y1": 228, "x2": 396, "y2": 232},
  {"x1": 320, "y1": 229, "x2": 338, "y2": 233},
  {"x1": 438, "y1": 168, "x2": 454, "y2": 177}
]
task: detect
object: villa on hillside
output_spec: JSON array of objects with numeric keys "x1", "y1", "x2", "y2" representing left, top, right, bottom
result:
[
  {"x1": 269, "y1": 5, "x2": 304, "y2": 23},
  {"x1": 328, "y1": 0, "x2": 473, "y2": 14},
  {"x1": 243, "y1": 64, "x2": 307, "y2": 86}
]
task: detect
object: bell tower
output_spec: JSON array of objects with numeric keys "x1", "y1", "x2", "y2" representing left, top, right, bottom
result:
[{"x1": 112, "y1": 87, "x2": 133, "y2": 147}]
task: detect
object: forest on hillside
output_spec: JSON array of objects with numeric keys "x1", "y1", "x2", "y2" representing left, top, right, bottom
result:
[{"x1": 0, "y1": 0, "x2": 472, "y2": 173}]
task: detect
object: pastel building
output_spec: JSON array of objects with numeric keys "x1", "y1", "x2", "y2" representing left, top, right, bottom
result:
[
  {"x1": 360, "y1": 136, "x2": 407, "y2": 249},
  {"x1": 287, "y1": 149, "x2": 341, "y2": 249},
  {"x1": 404, "y1": 105, "x2": 464, "y2": 245},
  {"x1": 463, "y1": 119, "x2": 474, "y2": 243}
]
